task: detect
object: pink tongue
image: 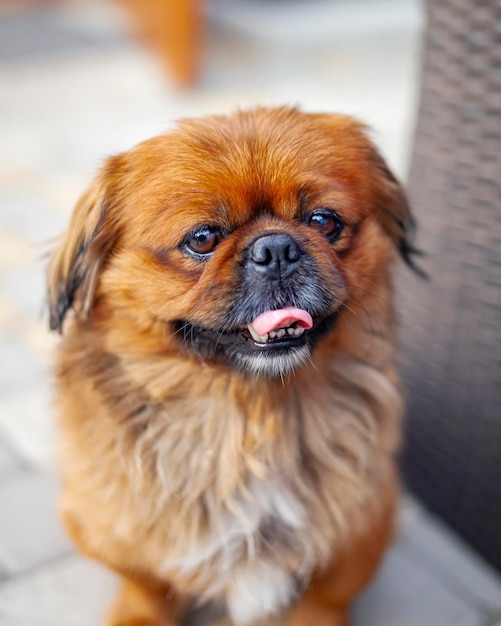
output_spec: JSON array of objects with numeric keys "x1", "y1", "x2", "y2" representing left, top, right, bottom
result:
[{"x1": 250, "y1": 307, "x2": 313, "y2": 336}]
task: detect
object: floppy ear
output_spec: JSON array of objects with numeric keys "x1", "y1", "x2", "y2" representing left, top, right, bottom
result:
[
  {"x1": 47, "y1": 173, "x2": 117, "y2": 332},
  {"x1": 372, "y1": 151, "x2": 426, "y2": 278}
]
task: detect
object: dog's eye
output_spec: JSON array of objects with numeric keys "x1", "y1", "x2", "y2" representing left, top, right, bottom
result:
[
  {"x1": 307, "y1": 209, "x2": 344, "y2": 241},
  {"x1": 185, "y1": 226, "x2": 224, "y2": 256}
]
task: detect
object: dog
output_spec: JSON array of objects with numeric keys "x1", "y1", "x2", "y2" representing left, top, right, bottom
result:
[{"x1": 47, "y1": 106, "x2": 417, "y2": 626}]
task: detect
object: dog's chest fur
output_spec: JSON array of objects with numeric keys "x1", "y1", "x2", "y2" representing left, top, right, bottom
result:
[
  {"x1": 60, "y1": 345, "x2": 401, "y2": 625},
  {"x1": 112, "y1": 355, "x2": 401, "y2": 624},
  {"x1": 162, "y1": 474, "x2": 308, "y2": 625}
]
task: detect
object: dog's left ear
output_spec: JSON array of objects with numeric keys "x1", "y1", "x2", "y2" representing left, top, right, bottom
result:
[
  {"x1": 47, "y1": 168, "x2": 118, "y2": 333},
  {"x1": 372, "y1": 150, "x2": 425, "y2": 277}
]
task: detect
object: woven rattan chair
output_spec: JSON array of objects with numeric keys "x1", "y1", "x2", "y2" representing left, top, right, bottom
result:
[{"x1": 399, "y1": 0, "x2": 501, "y2": 571}]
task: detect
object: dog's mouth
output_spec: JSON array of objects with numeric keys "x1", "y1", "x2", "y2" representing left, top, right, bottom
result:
[
  {"x1": 241, "y1": 307, "x2": 313, "y2": 348},
  {"x1": 174, "y1": 306, "x2": 337, "y2": 376},
  {"x1": 179, "y1": 307, "x2": 314, "y2": 351}
]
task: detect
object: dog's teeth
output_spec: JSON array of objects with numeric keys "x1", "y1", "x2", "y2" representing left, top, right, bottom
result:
[
  {"x1": 247, "y1": 324, "x2": 263, "y2": 342},
  {"x1": 247, "y1": 322, "x2": 305, "y2": 343}
]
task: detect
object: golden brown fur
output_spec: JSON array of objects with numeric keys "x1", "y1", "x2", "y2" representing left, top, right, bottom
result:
[{"x1": 47, "y1": 107, "x2": 414, "y2": 626}]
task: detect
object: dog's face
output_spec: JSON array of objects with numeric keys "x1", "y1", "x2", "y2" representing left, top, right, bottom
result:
[{"x1": 48, "y1": 107, "x2": 414, "y2": 377}]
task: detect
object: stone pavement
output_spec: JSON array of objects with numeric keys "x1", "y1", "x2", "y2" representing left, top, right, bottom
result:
[{"x1": 0, "y1": 1, "x2": 500, "y2": 625}]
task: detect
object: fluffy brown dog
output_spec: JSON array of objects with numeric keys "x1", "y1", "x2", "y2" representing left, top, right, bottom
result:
[{"x1": 47, "y1": 107, "x2": 416, "y2": 626}]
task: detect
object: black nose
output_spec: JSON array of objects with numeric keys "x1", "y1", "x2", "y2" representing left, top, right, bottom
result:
[{"x1": 249, "y1": 233, "x2": 302, "y2": 279}]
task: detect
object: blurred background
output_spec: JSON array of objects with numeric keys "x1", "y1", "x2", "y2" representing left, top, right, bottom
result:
[{"x1": 1, "y1": 0, "x2": 500, "y2": 625}]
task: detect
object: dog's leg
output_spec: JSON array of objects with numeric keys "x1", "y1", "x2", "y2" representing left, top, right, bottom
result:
[
  {"x1": 105, "y1": 577, "x2": 186, "y2": 626},
  {"x1": 286, "y1": 487, "x2": 396, "y2": 626}
]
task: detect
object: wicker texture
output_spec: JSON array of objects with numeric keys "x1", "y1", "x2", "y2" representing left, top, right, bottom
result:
[{"x1": 399, "y1": 0, "x2": 501, "y2": 571}]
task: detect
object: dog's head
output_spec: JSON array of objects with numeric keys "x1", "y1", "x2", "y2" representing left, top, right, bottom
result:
[{"x1": 48, "y1": 107, "x2": 416, "y2": 377}]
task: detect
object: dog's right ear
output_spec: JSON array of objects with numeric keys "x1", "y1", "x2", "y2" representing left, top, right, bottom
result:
[{"x1": 47, "y1": 171, "x2": 117, "y2": 333}]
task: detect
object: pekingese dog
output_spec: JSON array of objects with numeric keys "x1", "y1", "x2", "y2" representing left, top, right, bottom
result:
[{"x1": 47, "y1": 107, "x2": 417, "y2": 626}]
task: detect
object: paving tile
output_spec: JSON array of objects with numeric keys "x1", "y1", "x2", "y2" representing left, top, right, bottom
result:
[
  {"x1": 353, "y1": 499, "x2": 501, "y2": 626},
  {"x1": 353, "y1": 540, "x2": 486, "y2": 626},
  {"x1": 0, "y1": 554, "x2": 117, "y2": 626},
  {"x1": 0, "y1": 468, "x2": 71, "y2": 577},
  {"x1": 0, "y1": 231, "x2": 35, "y2": 269},
  {"x1": 1, "y1": 260, "x2": 48, "y2": 321},
  {"x1": 399, "y1": 503, "x2": 501, "y2": 612},
  {"x1": 0, "y1": 336, "x2": 47, "y2": 391},
  {"x1": 0, "y1": 185, "x2": 66, "y2": 241},
  {"x1": 0, "y1": 436, "x2": 21, "y2": 475},
  {"x1": 0, "y1": 294, "x2": 17, "y2": 329},
  {"x1": 0, "y1": 377, "x2": 56, "y2": 469}
]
